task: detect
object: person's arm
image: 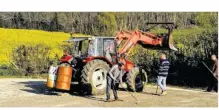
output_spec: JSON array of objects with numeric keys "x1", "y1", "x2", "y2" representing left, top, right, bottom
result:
[
  {"x1": 212, "y1": 63, "x2": 215, "y2": 71},
  {"x1": 213, "y1": 60, "x2": 218, "y2": 76},
  {"x1": 108, "y1": 65, "x2": 117, "y2": 81}
]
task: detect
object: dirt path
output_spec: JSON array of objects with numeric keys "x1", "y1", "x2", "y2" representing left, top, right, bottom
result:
[{"x1": 0, "y1": 78, "x2": 217, "y2": 107}]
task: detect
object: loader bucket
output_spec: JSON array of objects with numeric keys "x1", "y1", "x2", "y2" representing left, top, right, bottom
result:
[
  {"x1": 161, "y1": 29, "x2": 178, "y2": 51},
  {"x1": 140, "y1": 28, "x2": 178, "y2": 51}
]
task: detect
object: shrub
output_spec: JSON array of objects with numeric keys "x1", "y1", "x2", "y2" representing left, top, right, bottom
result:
[
  {"x1": 11, "y1": 44, "x2": 52, "y2": 75},
  {"x1": 0, "y1": 64, "x2": 25, "y2": 76}
]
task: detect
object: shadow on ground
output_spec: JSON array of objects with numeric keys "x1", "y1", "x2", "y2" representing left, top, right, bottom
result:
[
  {"x1": 69, "y1": 84, "x2": 106, "y2": 102},
  {"x1": 18, "y1": 81, "x2": 132, "y2": 102},
  {"x1": 71, "y1": 94, "x2": 106, "y2": 102},
  {"x1": 18, "y1": 81, "x2": 61, "y2": 96},
  {"x1": 141, "y1": 92, "x2": 160, "y2": 96},
  {"x1": 18, "y1": 81, "x2": 103, "y2": 99},
  {"x1": 69, "y1": 87, "x2": 132, "y2": 102}
]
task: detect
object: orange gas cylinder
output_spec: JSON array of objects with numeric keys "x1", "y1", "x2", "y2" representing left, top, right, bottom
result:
[{"x1": 55, "y1": 66, "x2": 72, "y2": 90}]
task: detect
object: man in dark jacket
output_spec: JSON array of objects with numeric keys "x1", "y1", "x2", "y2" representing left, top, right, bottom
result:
[
  {"x1": 105, "y1": 62, "x2": 125, "y2": 102},
  {"x1": 207, "y1": 55, "x2": 218, "y2": 92},
  {"x1": 157, "y1": 53, "x2": 170, "y2": 96}
]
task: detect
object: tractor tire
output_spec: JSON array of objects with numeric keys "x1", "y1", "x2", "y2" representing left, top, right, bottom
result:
[
  {"x1": 126, "y1": 67, "x2": 148, "y2": 92},
  {"x1": 80, "y1": 59, "x2": 110, "y2": 95}
]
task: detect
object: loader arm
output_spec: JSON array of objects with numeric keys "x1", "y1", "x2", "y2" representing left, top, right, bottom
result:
[
  {"x1": 116, "y1": 30, "x2": 163, "y2": 55},
  {"x1": 115, "y1": 25, "x2": 177, "y2": 56}
]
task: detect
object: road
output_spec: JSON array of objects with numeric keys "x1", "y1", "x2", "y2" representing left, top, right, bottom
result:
[{"x1": 0, "y1": 78, "x2": 217, "y2": 107}]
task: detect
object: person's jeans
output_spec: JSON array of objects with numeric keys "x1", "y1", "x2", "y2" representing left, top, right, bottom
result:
[
  {"x1": 157, "y1": 76, "x2": 167, "y2": 91},
  {"x1": 106, "y1": 75, "x2": 118, "y2": 100}
]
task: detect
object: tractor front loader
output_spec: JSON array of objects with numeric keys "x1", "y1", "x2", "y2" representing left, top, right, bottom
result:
[{"x1": 46, "y1": 22, "x2": 177, "y2": 95}]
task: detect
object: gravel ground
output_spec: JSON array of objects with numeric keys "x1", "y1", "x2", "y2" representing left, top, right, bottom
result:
[{"x1": 0, "y1": 78, "x2": 217, "y2": 107}]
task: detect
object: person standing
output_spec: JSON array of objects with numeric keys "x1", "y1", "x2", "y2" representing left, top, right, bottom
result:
[
  {"x1": 157, "y1": 53, "x2": 170, "y2": 96},
  {"x1": 105, "y1": 62, "x2": 125, "y2": 102},
  {"x1": 88, "y1": 40, "x2": 95, "y2": 56},
  {"x1": 207, "y1": 55, "x2": 218, "y2": 92}
]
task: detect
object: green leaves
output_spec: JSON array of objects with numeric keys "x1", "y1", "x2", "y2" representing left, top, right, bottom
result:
[
  {"x1": 96, "y1": 12, "x2": 117, "y2": 36},
  {"x1": 195, "y1": 12, "x2": 218, "y2": 29}
]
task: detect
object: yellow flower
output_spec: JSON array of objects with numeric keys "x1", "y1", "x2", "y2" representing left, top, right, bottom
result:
[{"x1": 0, "y1": 28, "x2": 87, "y2": 65}]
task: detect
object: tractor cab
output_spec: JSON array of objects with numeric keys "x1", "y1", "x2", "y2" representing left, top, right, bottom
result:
[{"x1": 64, "y1": 35, "x2": 118, "y2": 66}]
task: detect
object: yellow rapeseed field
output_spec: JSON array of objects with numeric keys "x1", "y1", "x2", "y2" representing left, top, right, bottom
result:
[{"x1": 0, "y1": 28, "x2": 85, "y2": 65}]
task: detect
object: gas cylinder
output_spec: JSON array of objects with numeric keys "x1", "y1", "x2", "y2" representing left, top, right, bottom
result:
[{"x1": 46, "y1": 66, "x2": 58, "y2": 88}]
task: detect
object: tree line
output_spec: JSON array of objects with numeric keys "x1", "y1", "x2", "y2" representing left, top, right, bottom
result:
[{"x1": 0, "y1": 12, "x2": 217, "y2": 36}]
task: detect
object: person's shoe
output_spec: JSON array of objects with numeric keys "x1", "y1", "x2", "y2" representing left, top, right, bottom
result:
[
  {"x1": 104, "y1": 99, "x2": 114, "y2": 102},
  {"x1": 160, "y1": 91, "x2": 167, "y2": 96},
  {"x1": 115, "y1": 98, "x2": 123, "y2": 101}
]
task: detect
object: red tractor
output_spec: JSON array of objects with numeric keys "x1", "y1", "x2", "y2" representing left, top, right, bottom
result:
[{"x1": 49, "y1": 23, "x2": 177, "y2": 95}]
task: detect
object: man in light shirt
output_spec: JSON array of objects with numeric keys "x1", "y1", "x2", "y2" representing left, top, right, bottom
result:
[{"x1": 105, "y1": 62, "x2": 125, "y2": 102}]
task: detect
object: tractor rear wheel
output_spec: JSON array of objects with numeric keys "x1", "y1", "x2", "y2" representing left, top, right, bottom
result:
[
  {"x1": 126, "y1": 67, "x2": 148, "y2": 92},
  {"x1": 80, "y1": 59, "x2": 110, "y2": 95}
]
